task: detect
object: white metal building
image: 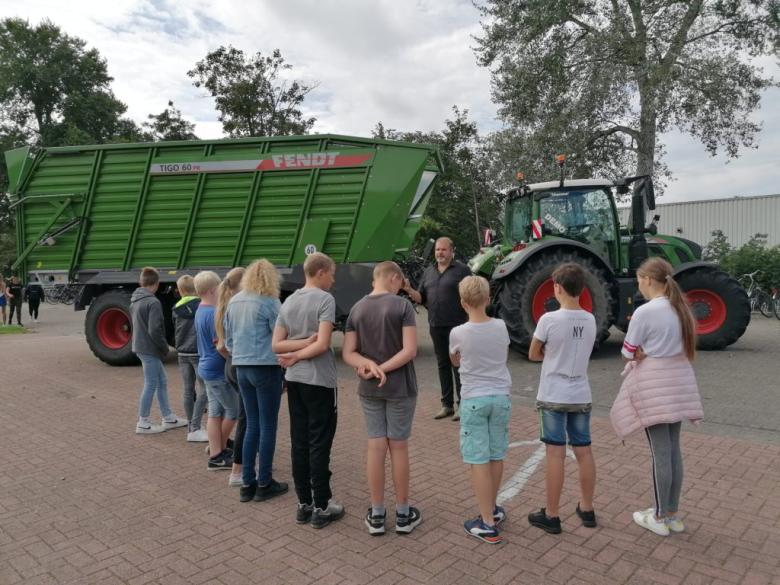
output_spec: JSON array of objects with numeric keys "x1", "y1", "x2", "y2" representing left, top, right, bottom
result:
[{"x1": 618, "y1": 193, "x2": 780, "y2": 248}]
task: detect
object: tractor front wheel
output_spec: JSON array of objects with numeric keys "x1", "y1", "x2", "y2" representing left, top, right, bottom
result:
[
  {"x1": 497, "y1": 251, "x2": 614, "y2": 353},
  {"x1": 85, "y1": 290, "x2": 138, "y2": 366},
  {"x1": 677, "y1": 269, "x2": 750, "y2": 350}
]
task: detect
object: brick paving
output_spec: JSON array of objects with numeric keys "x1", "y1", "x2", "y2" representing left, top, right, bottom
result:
[{"x1": 2, "y1": 332, "x2": 780, "y2": 585}]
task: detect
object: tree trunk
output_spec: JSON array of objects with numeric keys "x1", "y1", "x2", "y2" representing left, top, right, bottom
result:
[{"x1": 636, "y1": 85, "x2": 656, "y2": 177}]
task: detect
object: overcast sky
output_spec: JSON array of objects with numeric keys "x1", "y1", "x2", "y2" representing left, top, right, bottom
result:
[{"x1": 5, "y1": 0, "x2": 779, "y2": 203}]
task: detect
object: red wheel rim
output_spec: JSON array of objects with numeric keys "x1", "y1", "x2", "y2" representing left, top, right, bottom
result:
[
  {"x1": 531, "y1": 278, "x2": 594, "y2": 323},
  {"x1": 686, "y1": 289, "x2": 726, "y2": 335},
  {"x1": 97, "y1": 308, "x2": 131, "y2": 349}
]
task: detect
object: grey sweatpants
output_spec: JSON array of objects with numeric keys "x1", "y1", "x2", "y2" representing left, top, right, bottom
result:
[
  {"x1": 178, "y1": 355, "x2": 208, "y2": 432},
  {"x1": 645, "y1": 422, "x2": 683, "y2": 517}
]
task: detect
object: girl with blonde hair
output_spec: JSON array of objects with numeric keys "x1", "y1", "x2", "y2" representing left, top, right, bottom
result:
[
  {"x1": 216, "y1": 267, "x2": 246, "y2": 487},
  {"x1": 612, "y1": 257, "x2": 703, "y2": 537},
  {"x1": 224, "y1": 259, "x2": 288, "y2": 502}
]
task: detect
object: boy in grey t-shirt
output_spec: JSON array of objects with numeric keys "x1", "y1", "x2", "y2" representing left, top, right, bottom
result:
[
  {"x1": 343, "y1": 261, "x2": 422, "y2": 536},
  {"x1": 273, "y1": 253, "x2": 344, "y2": 529}
]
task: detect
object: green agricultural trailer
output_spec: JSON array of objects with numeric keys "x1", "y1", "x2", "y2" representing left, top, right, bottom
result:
[
  {"x1": 6, "y1": 134, "x2": 442, "y2": 365},
  {"x1": 469, "y1": 169, "x2": 751, "y2": 353}
]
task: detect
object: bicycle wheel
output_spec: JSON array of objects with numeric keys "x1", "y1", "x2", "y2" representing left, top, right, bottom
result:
[
  {"x1": 757, "y1": 292, "x2": 773, "y2": 317},
  {"x1": 774, "y1": 296, "x2": 780, "y2": 320}
]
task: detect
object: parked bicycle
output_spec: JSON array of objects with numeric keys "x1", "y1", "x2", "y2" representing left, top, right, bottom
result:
[
  {"x1": 739, "y1": 271, "x2": 774, "y2": 318},
  {"x1": 771, "y1": 287, "x2": 780, "y2": 320},
  {"x1": 43, "y1": 284, "x2": 82, "y2": 306}
]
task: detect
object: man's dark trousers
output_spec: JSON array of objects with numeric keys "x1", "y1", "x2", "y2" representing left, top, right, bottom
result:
[
  {"x1": 429, "y1": 326, "x2": 461, "y2": 409},
  {"x1": 287, "y1": 382, "x2": 337, "y2": 509},
  {"x1": 8, "y1": 297, "x2": 22, "y2": 325}
]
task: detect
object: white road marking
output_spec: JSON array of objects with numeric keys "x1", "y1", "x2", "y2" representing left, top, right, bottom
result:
[{"x1": 496, "y1": 439, "x2": 575, "y2": 504}]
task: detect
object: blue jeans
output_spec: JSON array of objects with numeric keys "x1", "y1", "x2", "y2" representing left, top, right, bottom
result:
[
  {"x1": 237, "y1": 365, "x2": 284, "y2": 486},
  {"x1": 137, "y1": 353, "x2": 172, "y2": 419}
]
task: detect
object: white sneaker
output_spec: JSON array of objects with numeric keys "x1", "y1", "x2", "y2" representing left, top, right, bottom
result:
[
  {"x1": 228, "y1": 473, "x2": 243, "y2": 487},
  {"x1": 666, "y1": 516, "x2": 685, "y2": 533},
  {"x1": 161, "y1": 416, "x2": 188, "y2": 430},
  {"x1": 633, "y1": 509, "x2": 670, "y2": 536},
  {"x1": 187, "y1": 429, "x2": 209, "y2": 442},
  {"x1": 136, "y1": 420, "x2": 164, "y2": 434}
]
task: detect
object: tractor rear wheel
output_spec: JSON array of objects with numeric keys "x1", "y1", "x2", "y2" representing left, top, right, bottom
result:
[
  {"x1": 497, "y1": 251, "x2": 614, "y2": 353},
  {"x1": 676, "y1": 269, "x2": 750, "y2": 350},
  {"x1": 85, "y1": 290, "x2": 138, "y2": 366}
]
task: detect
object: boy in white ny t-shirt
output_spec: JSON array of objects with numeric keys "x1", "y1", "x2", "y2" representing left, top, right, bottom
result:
[
  {"x1": 449, "y1": 276, "x2": 512, "y2": 544},
  {"x1": 527, "y1": 263, "x2": 597, "y2": 534}
]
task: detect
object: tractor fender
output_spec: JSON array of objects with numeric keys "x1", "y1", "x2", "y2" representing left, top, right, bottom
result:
[
  {"x1": 491, "y1": 239, "x2": 614, "y2": 281},
  {"x1": 672, "y1": 261, "x2": 718, "y2": 276}
]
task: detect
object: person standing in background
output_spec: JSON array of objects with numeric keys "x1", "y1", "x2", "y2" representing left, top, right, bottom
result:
[{"x1": 24, "y1": 276, "x2": 44, "y2": 323}]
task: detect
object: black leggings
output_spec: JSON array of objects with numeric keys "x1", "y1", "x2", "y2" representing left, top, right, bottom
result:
[
  {"x1": 28, "y1": 298, "x2": 40, "y2": 319},
  {"x1": 8, "y1": 298, "x2": 22, "y2": 324}
]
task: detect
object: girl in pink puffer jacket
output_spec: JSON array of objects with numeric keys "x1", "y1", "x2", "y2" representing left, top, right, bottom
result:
[{"x1": 611, "y1": 257, "x2": 703, "y2": 537}]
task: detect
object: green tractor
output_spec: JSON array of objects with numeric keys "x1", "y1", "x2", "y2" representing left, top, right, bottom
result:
[{"x1": 469, "y1": 170, "x2": 750, "y2": 352}]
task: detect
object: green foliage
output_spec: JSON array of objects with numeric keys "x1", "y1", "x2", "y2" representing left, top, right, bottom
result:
[
  {"x1": 702, "y1": 229, "x2": 732, "y2": 262},
  {"x1": 144, "y1": 101, "x2": 198, "y2": 141},
  {"x1": 474, "y1": 1, "x2": 778, "y2": 184},
  {"x1": 705, "y1": 231, "x2": 780, "y2": 291},
  {"x1": 188, "y1": 47, "x2": 316, "y2": 137},
  {"x1": 374, "y1": 107, "x2": 502, "y2": 258}
]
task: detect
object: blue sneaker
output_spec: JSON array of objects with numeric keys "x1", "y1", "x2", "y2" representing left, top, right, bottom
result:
[
  {"x1": 464, "y1": 517, "x2": 503, "y2": 544},
  {"x1": 493, "y1": 505, "x2": 507, "y2": 527}
]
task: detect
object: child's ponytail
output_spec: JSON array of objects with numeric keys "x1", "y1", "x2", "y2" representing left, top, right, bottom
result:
[
  {"x1": 215, "y1": 267, "x2": 246, "y2": 351},
  {"x1": 637, "y1": 257, "x2": 697, "y2": 361}
]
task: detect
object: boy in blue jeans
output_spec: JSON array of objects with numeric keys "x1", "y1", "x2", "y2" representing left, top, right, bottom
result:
[
  {"x1": 449, "y1": 276, "x2": 512, "y2": 544},
  {"x1": 528, "y1": 263, "x2": 598, "y2": 533}
]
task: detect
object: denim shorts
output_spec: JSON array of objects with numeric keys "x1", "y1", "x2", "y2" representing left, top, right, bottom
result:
[
  {"x1": 538, "y1": 408, "x2": 591, "y2": 447},
  {"x1": 459, "y1": 395, "x2": 512, "y2": 465},
  {"x1": 360, "y1": 395, "x2": 416, "y2": 440},
  {"x1": 204, "y1": 378, "x2": 239, "y2": 420}
]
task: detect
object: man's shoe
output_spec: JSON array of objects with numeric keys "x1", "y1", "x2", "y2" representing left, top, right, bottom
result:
[
  {"x1": 254, "y1": 479, "x2": 288, "y2": 501},
  {"x1": 296, "y1": 503, "x2": 313, "y2": 524},
  {"x1": 528, "y1": 508, "x2": 562, "y2": 534},
  {"x1": 136, "y1": 420, "x2": 164, "y2": 434},
  {"x1": 633, "y1": 509, "x2": 670, "y2": 536},
  {"x1": 464, "y1": 517, "x2": 503, "y2": 544},
  {"x1": 161, "y1": 416, "x2": 188, "y2": 430},
  {"x1": 239, "y1": 484, "x2": 256, "y2": 502},
  {"x1": 187, "y1": 429, "x2": 208, "y2": 442},
  {"x1": 576, "y1": 503, "x2": 597, "y2": 528},
  {"x1": 452, "y1": 406, "x2": 460, "y2": 422},
  {"x1": 493, "y1": 505, "x2": 507, "y2": 527},
  {"x1": 311, "y1": 501, "x2": 346, "y2": 529},
  {"x1": 395, "y1": 507, "x2": 422, "y2": 534},
  {"x1": 207, "y1": 452, "x2": 233, "y2": 471},
  {"x1": 433, "y1": 406, "x2": 454, "y2": 420},
  {"x1": 365, "y1": 509, "x2": 386, "y2": 536}
]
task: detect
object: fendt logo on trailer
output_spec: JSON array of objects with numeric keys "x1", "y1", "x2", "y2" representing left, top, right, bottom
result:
[{"x1": 149, "y1": 151, "x2": 374, "y2": 175}]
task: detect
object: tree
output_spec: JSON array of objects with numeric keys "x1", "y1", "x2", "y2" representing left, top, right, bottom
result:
[
  {"x1": 188, "y1": 47, "x2": 316, "y2": 137},
  {"x1": 702, "y1": 229, "x2": 733, "y2": 262},
  {"x1": 144, "y1": 101, "x2": 198, "y2": 141},
  {"x1": 0, "y1": 18, "x2": 130, "y2": 146},
  {"x1": 475, "y1": 1, "x2": 778, "y2": 185},
  {"x1": 374, "y1": 107, "x2": 502, "y2": 258}
]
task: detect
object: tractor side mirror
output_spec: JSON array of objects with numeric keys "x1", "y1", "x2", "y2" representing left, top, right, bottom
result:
[
  {"x1": 640, "y1": 179, "x2": 656, "y2": 210},
  {"x1": 422, "y1": 238, "x2": 435, "y2": 262}
]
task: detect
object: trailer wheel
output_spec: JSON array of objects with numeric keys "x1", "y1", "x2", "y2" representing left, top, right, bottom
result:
[
  {"x1": 676, "y1": 269, "x2": 750, "y2": 350},
  {"x1": 85, "y1": 290, "x2": 138, "y2": 366},
  {"x1": 497, "y1": 251, "x2": 614, "y2": 353}
]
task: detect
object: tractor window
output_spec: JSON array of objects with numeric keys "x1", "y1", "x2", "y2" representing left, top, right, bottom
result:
[
  {"x1": 506, "y1": 198, "x2": 532, "y2": 242},
  {"x1": 539, "y1": 189, "x2": 616, "y2": 242}
]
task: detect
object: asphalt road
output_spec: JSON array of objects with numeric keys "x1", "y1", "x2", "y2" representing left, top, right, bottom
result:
[{"x1": 19, "y1": 301, "x2": 780, "y2": 444}]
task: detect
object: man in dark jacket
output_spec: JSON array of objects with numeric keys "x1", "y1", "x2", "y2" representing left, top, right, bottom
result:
[
  {"x1": 131, "y1": 266, "x2": 187, "y2": 434},
  {"x1": 24, "y1": 276, "x2": 45, "y2": 322},
  {"x1": 173, "y1": 274, "x2": 208, "y2": 441},
  {"x1": 403, "y1": 237, "x2": 471, "y2": 421}
]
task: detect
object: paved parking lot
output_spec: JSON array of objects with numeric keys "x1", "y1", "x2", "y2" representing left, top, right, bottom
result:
[{"x1": 2, "y1": 305, "x2": 780, "y2": 584}]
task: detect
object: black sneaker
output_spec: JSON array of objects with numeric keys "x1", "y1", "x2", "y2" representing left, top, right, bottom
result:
[
  {"x1": 239, "y1": 484, "x2": 257, "y2": 502},
  {"x1": 365, "y1": 508, "x2": 386, "y2": 536},
  {"x1": 296, "y1": 503, "x2": 313, "y2": 524},
  {"x1": 528, "y1": 508, "x2": 562, "y2": 534},
  {"x1": 576, "y1": 503, "x2": 597, "y2": 528},
  {"x1": 253, "y1": 479, "x2": 288, "y2": 502},
  {"x1": 311, "y1": 502, "x2": 345, "y2": 529},
  {"x1": 207, "y1": 452, "x2": 233, "y2": 471},
  {"x1": 395, "y1": 507, "x2": 422, "y2": 534}
]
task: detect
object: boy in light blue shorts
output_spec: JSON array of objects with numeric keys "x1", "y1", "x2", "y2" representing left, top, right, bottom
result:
[{"x1": 449, "y1": 276, "x2": 512, "y2": 544}]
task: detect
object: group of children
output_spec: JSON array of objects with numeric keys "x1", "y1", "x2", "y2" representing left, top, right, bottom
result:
[{"x1": 130, "y1": 253, "x2": 701, "y2": 543}]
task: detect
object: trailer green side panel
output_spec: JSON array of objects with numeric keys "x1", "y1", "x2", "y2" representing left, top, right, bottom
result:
[{"x1": 8, "y1": 134, "x2": 442, "y2": 280}]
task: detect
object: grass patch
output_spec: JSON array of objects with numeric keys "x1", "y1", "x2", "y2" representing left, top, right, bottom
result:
[{"x1": 0, "y1": 325, "x2": 27, "y2": 334}]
